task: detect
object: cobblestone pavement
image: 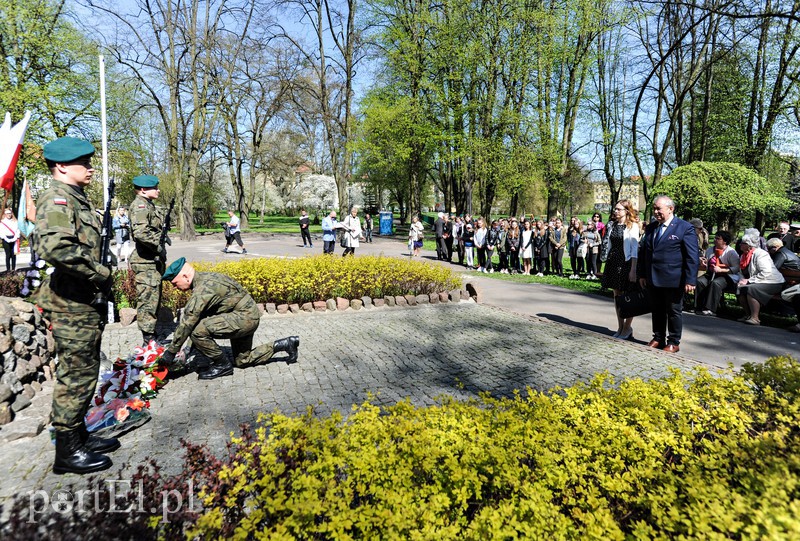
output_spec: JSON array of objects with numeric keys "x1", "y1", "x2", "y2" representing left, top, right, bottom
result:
[{"x1": 0, "y1": 301, "x2": 708, "y2": 512}]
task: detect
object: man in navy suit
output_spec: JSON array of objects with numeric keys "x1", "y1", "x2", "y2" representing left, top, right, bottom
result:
[{"x1": 638, "y1": 195, "x2": 699, "y2": 353}]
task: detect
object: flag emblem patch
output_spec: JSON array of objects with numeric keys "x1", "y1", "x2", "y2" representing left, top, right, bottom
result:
[{"x1": 54, "y1": 198, "x2": 67, "y2": 205}]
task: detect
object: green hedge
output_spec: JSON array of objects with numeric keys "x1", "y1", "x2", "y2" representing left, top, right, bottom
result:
[
  {"x1": 113, "y1": 255, "x2": 462, "y2": 310},
  {"x1": 182, "y1": 357, "x2": 800, "y2": 539}
]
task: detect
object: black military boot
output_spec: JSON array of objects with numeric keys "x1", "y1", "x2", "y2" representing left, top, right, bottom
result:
[
  {"x1": 53, "y1": 430, "x2": 113, "y2": 475},
  {"x1": 198, "y1": 358, "x2": 234, "y2": 380},
  {"x1": 142, "y1": 333, "x2": 158, "y2": 347},
  {"x1": 273, "y1": 336, "x2": 300, "y2": 364},
  {"x1": 78, "y1": 424, "x2": 121, "y2": 454}
]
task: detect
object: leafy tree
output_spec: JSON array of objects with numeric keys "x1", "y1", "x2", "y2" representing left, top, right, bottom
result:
[{"x1": 655, "y1": 161, "x2": 792, "y2": 231}]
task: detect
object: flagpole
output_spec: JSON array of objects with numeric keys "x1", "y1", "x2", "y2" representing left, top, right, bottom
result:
[{"x1": 99, "y1": 55, "x2": 109, "y2": 207}]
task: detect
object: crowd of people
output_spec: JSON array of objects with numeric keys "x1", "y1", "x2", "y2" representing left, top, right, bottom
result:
[{"x1": 409, "y1": 205, "x2": 800, "y2": 338}]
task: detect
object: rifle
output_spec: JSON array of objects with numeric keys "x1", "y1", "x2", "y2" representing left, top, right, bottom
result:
[
  {"x1": 159, "y1": 197, "x2": 175, "y2": 261},
  {"x1": 92, "y1": 177, "x2": 116, "y2": 322}
]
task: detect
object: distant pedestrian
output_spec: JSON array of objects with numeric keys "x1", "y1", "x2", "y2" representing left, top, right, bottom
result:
[
  {"x1": 321, "y1": 210, "x2": 342, "y2": 254},
  {"x1": 222, "y1": 210, "x2": 246, "y2": 254},
  {"x1": 299, "y1": 209, "x2": 313, "y2": 248},
  {"x1": 1, "y1": 208, "x2": 20, "y2": 271},
  {"x1": 112, "y1": 207, "x2": 131, "y2": 264},
  {"x1": 341, "y1": 206, "x2": 363, "y2": 256},
  {"x1": 363, "y1": 213, "x2": 373, "y2": 243}
]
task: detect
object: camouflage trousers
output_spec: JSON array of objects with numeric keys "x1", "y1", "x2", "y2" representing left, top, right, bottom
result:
[
  {"x1": 131, "y1": 261, "x2": 163, "y2": 334},
  {"x1": 191, "y1": 306, "x2": 274, "y2": 367},
  {"x1": 48, "y1": 310, "x2": 103, "y2": 432}
]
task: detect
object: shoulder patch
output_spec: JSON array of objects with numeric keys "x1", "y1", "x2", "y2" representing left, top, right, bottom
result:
[
  {"x1": 138, "y1": 205, "x2": 146, "y2": 208},
  {"x1": 54, "y1": 198, "x2": 68, "y2": 205}
]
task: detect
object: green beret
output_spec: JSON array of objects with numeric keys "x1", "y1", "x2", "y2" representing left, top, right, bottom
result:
[
  {"x1": 162, "y1": 257, "x2": 186, "y2": 281},
  {"x1": 43, "y1": 137, "x2": 95, "y2": 163},
  {"x1": 132, "y1": 175, "x2": 159, "y2": 188}
]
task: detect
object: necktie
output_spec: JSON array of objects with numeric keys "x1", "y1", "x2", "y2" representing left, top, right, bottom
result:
[{"x1": 655, "y1": 225, "x2": 665, "y2": 245}]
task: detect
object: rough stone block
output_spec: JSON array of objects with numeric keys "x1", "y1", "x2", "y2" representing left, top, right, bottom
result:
[
  {"x1": 256, "y1": 303, "x2": 266, "y2": 316},
  {"x1": 337, "y1": 297, "x2": 350, "y2": 311},
  {"x1": 0, "y1": 333, "x2": 12, "y2": 353},
  {"x1": 0, "y1": 403, "x2": 12, "y2": 425},
  {"x1": 289, "y1": 303, "x2": 301, "y2": 314},
  {"x1": 29, "y1": 355, "x2": 41, "y2": 370},
  {"x1": 0, "y1": 383, "x2": 11, "y2": 403},
  {"x1": 384, "y1": 296, "x2": 395, "y2": 307},
  {"x1": 3, "y1": 352, "x2": 16, "y2": 373},
  {"x1": 0, "y1": 416, "x2": 44, "y2": 441},
  {"x1": 46, "y1": 332, "x2": 54, "y2": 352},
  {"x1": 460, "y1": 289, "x2": 470, "y2": 300},
  {"x1": 395, "y1": 296, "x2": 407, "y2": 307},
  {"x1": 301, "y1": 302, "x2": 314, "y2": 313},
  {"x1": 276, "y1": 304, "x2": 289, "y2": 314},
  {"x1": 439, "y1": 292, "x2": 449, "y2": 303},
  {"x1": 416, "y1": 294, "x2": 429, "y2": 304},
  {"x1": 9, "y1": 299, "x2": 34, "y2": 313},
  {"x1": 2, "y1": 372, "x2": 22, "y2": 393},
  {"x1": 373, "y1": 298, "x2": 385, "y2": 307},
  {"x1": 11, "y1": 394, "x2": 31, "y2": 413},
  {"x1": 266, "y1": 303, "x2": 277, "y2": 314},
  {"x1": 350, "y1": 299, "x2": 363, "y2": 310},
  {"x1": 429, "y1": 293, "x2": 439, "y2": 304},
  {"x1": 118, "y1": 307, "x2": 137, "y2": 327},
  {"x1": 326, "y1": 299, "x2": 337, "y2": 311},
  {"x1": 22, "y1": 383, "x2": 35, "y2": 399},
  {"x1": 313, "y1": 301, "x2": 327, "y2": 312},
  {"x1": 404, "y1": 294, "x2": 417, "y2": 306},
  {"x1": 31, "y1": 381, "x2": 42, "y2": 393},
  {"x1": 465, "y1": 282, "x2": 481, "y2": 302},
  {"x1": 13, "y1": 341, "x2": 26, "y2": 356},
  {"x1": 361, "y1": 296, "x2": 373, "y2": 308},
  {"x1": 43, "y1": 365, "x2": 52, "y2": 382}
]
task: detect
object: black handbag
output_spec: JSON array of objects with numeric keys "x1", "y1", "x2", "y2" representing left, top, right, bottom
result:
[{"x1": 615, "y1": 287, "x2": 652, "y2": 318}]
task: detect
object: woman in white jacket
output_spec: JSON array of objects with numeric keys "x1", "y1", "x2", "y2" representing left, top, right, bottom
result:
[
  {"x1": 736, "y1": 228, "x2": 784, "y2": 325},
  {"x1": 408, "y1": 216, "x2": 424, "y2": 257},
  {"x1": 1, "y1": 208, "x2": 20, "y2": 272},
  {"x1": 342, "y1": 206, "x2": 363, "y2": 257},
  {"x1": 600, "y1": 199, "x2": 641, "y2": 340}
]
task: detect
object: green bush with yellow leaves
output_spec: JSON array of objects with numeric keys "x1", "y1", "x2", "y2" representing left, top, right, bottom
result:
[
  {"x1": 115, "y1": 255, "x2": 461, "y2": 309},
  {"x1": 182, "y1": 357, "x2": 800, "y2": 540}
]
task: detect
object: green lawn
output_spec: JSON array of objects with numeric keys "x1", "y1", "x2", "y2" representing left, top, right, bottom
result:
[{"x1": 197, "y1": 213, "x2": 326, "y2": 234}]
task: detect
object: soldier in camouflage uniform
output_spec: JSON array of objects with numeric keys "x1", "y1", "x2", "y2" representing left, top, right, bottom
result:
[
  {"x1": 129, "y1": 175, "x2": 166, "y2": 345},
  {"x1": 159, "y1": 258, "x2": 299, "y2": 380},
  {"x1": 34, "y1": 137, "x2": 120, "y2": 475}
]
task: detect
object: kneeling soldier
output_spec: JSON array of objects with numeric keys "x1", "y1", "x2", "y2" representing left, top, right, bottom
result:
[{"x1": 158, "y1": 258, "x2": 299, "y2": 379}]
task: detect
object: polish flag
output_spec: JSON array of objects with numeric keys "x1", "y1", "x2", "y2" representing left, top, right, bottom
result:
[{"x1": 0, "y1": 111, "x2": 31, "y2": 191}]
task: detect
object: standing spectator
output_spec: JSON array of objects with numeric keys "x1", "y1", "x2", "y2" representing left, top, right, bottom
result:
[
  {"x1": 474, "y1": 218, "x2": 488, "y2": 273},
  {"x1": 638, "y1": 195, "x2": 699, "y2": 353},
  {"x1": 767, "y1": 221, "x2": 796, "y2": 252},
  {"x1": 694, "y1": 230, "x2": 740, "y2": 316},
  {"x1": 689, "y1": 218, "x2": 709, "y2": 257},
  {"x1": 737, "y1": 229, "x2": 785, "y2": 325},
  {"x1": 434, "y1": 212, "x2": 446, "y2": 260},
  {"x1": 321, "y1": 210, "x2": 341, "y2": 254},
  {"x1": 568, "y1": 218, "x2": 585, "y2": 279},
  {"x1": 463, "y1": 222, "x2": 475, "y2": 268},
  {"x1": 409, "y1": 215, "x2": 424, "y2": 257},
  {"x1": 521, "y1": 220, "x2": 534, "y2": 275},
  {"x1": 112, "y1": 207, "x2": 131, "y2": 264},
  {"x1": 299, "y1": 209, "x2": 313, "y2": 248},
  {"x1": 485, "y1": 220, "x2": 500, "y2": 273},
  {"x1": 454, "y1": 216, "x2": 465, "y2": 265},
  {"x1": 534, "y1": 219, "x2": 550, "y2": 276},
  {"x1": 443, "y1": 214, "x2": 454, "y2": 262},
  {"x1": 581, "y1": 221, "x2": 600, "y2": 280},
  {"x1": 602, "y1": 200, "x2": 641, "y2": 339},
  {"x1": 222, "y1": 210, "x2": 247, "y2": 254},
  {"x1": 341, "y1": 206, "x2": 363, "y2": 256},
  {"x1": 1, "y1": 208, "x2": 20, "y2": 272},
  {"x1": 549, "y1": 217, "x2": 566, "y2": 277},
  {"x1": 506, "y1": 219, "x2": 521, "y2": 274},
  {"x1": 591, "y1": 212, "x2": 606, "y2": 275},
  {"x1": 497, "y1": 219, "x2": 509, "y2": 273},
  {"x1": 363, "y1": 213, "x2": 373, "y2": 243}
]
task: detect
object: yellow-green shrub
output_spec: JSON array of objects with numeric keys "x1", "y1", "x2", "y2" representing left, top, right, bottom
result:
[
  {"x1": 182, "y1": 360, "x2": 800, "y2": 540},
  {"x1": 189, "y1": 255, "x2": 461, "y2": 305}
]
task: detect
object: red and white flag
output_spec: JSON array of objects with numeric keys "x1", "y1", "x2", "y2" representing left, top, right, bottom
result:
[{"x1": 0, "y1": 111, "x2": 31, "y2": 191}]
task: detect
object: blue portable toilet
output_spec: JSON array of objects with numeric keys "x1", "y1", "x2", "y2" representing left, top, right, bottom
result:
[{"x1": 379, "y1": 211, "x2": 393, "y2": 235}]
